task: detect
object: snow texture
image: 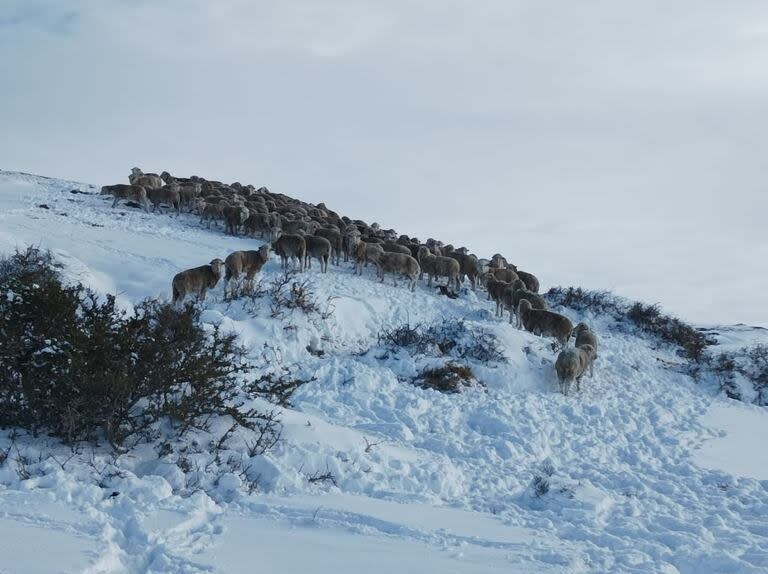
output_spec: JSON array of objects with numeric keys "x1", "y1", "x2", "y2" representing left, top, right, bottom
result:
[{"x1": 0, "y1": 170, "x2": 766, "y2": 573}]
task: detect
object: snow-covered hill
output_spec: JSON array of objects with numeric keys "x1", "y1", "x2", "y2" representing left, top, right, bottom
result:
[{"x1": 1, "y1": 169, "x2": 767, "y2": 574}]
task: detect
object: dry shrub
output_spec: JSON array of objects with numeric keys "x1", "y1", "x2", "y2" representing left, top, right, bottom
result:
[
  {"x1": 0, "y1": 247, "x2": 281, "y2": 452},
  {"x1": 546, "y1": 286, "x2": 712, "y2": 362},
  {"x1": 414, "y1": 362, "x2": 480, "y2": 393}
]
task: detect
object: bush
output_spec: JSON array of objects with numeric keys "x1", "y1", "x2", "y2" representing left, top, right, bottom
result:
[
  {"x1": 531, "y1": 474, "x2": 550, "y2": 498},
  {"x1": 0, "y1": 247, "x2": 279, "y2": 451},
  {"x1": 414, "y1": 362, "x2": 480, "y2": 393},
  {"x1": 378, "y1": 318, "x2": 506, "y2": 363},
  {"x1": 710, "y1": 344, "x2": 768, "y2": 405},
  {"x1": 246, "y1": 369, "x2": 315, "y2": 407},
  {"x1": 267, "y1": 271, "x2": 335, "y2": 319},
  {"x1": 544, "y1": 287, "x2": 620, "y2": 316},
  {"x1": 626, "y1": 302, "x2": 710, "y2": 362},
  {"x1": 546, "y1": 286, "x2": 712, "y2": 362}
]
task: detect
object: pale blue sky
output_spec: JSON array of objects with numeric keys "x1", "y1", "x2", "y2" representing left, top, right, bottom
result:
[{"x1": 1, "y1": 1, "x2": 767, "y2": 324}]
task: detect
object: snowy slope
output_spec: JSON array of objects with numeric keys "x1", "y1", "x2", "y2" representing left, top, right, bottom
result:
[{"x1": 0, "y1": 169, "x2": 767, "y2": 574}]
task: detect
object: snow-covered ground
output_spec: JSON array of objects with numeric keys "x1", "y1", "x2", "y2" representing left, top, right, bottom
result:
[{"x1": 1, "y1": 169, "x2": 767, "y2": 574}]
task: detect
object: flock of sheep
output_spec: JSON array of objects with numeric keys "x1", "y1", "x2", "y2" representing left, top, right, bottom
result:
[{"x1": 100, "y1": 168, "x2": 598, "y2": 394}]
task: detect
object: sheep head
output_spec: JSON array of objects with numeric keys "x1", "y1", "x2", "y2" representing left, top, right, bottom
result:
[{"x1": 210, "y1": 259, "x2": 225, "y2": 280}]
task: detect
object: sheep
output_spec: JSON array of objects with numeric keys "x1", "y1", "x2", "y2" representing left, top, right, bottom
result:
[
  {"x1": 425, "y1": 238, "x2": 443, "y2": 255},
  {"x1": 147, "y1": 184, "x2": 181, "y2": 215},
  {"x1": 417, "y1": 246, "x2": 460, "y2": 290},
  {"x1": 128, "y1": 168, "x2": 163, "y2": 189},
  {"x1": 267, "y1": 226, "x2": 282, "y2": 241},
  {"x1": 490, "y1": 267, "x2": 519, "y2": 284},
  {"x1": 485, "y1": 275, "x2": 509, "y2": 316},
  {"x1": 190, "y1": 197, "x2": 207, "y2": 215},
  {"x1": 555, "y1": 344, "x2": 596, "y2": 395},
  {"x1": 283, "y1": 219, "x2": 317, "y2": 235},
  {"x1": 132, "y1": 174, "x2": 163, "y2": 189},
  {"x1": 573, "y1": 323, "x2": 599, "y2": 371},
  {"x1": 516, "y1": 270, "x2": 540, "y2": 293},
  {"x1": 176, "y1": 183, "x2": 202, "y2": 212},
  {"x1": 367, "y1": 250, "x2": 420, "y2": 291},
  {"x1": 245, "y1": 212, "x2": 281, "y2": 238},
  {"x1": 272, "y1": 234, "x2": 306, "y2": 270},
  {"x1": 171, "y1": 259, "x2": 225, "y2": 304},
  {"x1": 490, "y1": 254, "x2": 507, "y2": 269},
  {"x1": 447, "y1": 251, "x2": 481, "y2": 290},
  {"x1": 100, "y1": 184, "x2": 150, "y2": 212},
  {"x1": 314, "y1": 228, "x2": 343, "y2": 265},
  {"x1": 223, "y1": 205, "x2": 250, "y2": 235},
  {"x1": 303, "y1": 235, "x2": 332, "y2": 273},
  {"x1": 200, "y1": 202, "x2": 223, "y2": 228},
  {"x1": 518, "y1": 299, "x2": 574, "y2": 349},
  {"x1": 382, "y1": 242, "x2": 413, "y2": 256},
  {"x1": 343, "y1": 227, "x2": 362, "y2": 262},
  {"x1": 224, "y1": 245, "x2": 271, "y2": 298},
  {"x1": 504, "y1": 279, "x2": 549, "y2": 327},
  {"x1": 353, "y1": 241, "x2": 384, "y2": 275}
]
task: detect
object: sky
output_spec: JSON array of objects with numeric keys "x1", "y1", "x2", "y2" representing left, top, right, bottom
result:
[{"x1": 1, "y1": 0, "x2": 767, "y2": 325}]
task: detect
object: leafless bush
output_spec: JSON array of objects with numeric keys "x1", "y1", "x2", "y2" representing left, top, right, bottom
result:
[
  {"x1": 547, "y1": 286, "x2": 713, "y2": 362},
  {"x1": 246, "y1": 369, "x2": 315, "y2": 407},
  {"x1": 532, "y1": 474, "x2": 550, "y2": 498},
  {"x1": 239, "y1": 270, "x2": 335, "y2": 322},
  {"x1": 306, "y1": 468, "x2": 338, "y2": 487},
  {"x1": 414, "y1": 362, "x2": 481, "y2": 393},
  {"x1": 378, "y1": 318, "x2": 506, "y2": 363},
  {"x1": 709, "y1": 344, "x2": 768, "y2": 405}
]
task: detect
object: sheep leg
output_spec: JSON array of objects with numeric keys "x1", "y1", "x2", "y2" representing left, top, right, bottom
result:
[{"x1": 111, "y1": 197, "x2": 119, "y2": 208}]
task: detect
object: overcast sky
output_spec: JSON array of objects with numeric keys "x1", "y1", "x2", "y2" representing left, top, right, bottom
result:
[{"x1": 1, "y1": 1, "x2": 767, "y2": 325}]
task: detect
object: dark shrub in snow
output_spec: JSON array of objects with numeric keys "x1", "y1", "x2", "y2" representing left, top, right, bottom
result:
[
  {"x1": 414, "y1": 362, "x2": 480, "y2": 393},
  {"x1": 710, "y1": 344, "x2": 768, "y2": 405},
  {"x1": 378, "y1": 318, "x2": 506, "y2": 364},
  {"x1": 546, "y1": 286, "x2": 712, "y2": 361},
  {"x1": 0, "y1": 247, "x2": 280, "y2": 450}
]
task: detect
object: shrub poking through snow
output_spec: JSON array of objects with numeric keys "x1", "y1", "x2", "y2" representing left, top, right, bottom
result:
[
  {"x1": 547, "y1": 286, "x2": 713, "y2": 362},
  {"x1": 246, "y1": 369, "x2": 316, "y2": 407},
  {"x1": 239, "y1": 270, "x2": 335, "y2": 321},
  {"x1": 378, "y1": 318, "x2": 506, "y2": 363},
  {"x1": 413, "y1": 362, "x2": 480, "y2": 393},
  {"x1": 709, "y1": 344, "x2": 768, "y2": 405},
  {"x1": 626, "y1": 302, "x2": 709, "y2": 362},
  {"x1": 0, "y1": 247, "x2": 282, "y2": 452},
  {"x1": 531, "y1": 474, "x2": 550, "y2": 498}
]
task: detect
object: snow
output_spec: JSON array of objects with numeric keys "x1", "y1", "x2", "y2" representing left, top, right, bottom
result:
[
  {"x1": 0, "y1": 169, "x2": 767, "y2": 573},
  {"x1": 695, "y1": 402, "x2": 768, "y2": 480}
]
